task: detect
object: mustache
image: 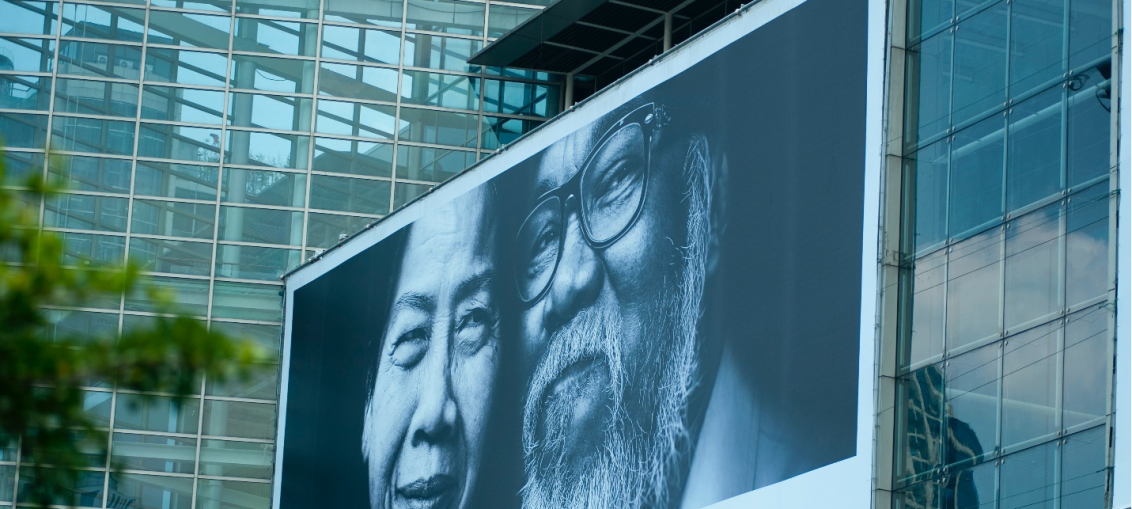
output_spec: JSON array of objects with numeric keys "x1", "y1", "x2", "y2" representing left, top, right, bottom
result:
[{"x1": 521, "y1": 306, "x2": 625, "y2": 460}]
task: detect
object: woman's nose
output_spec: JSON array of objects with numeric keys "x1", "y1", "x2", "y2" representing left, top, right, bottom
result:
[{"x1": 409, "y1": 346, "x2": 458, "y2": 447}]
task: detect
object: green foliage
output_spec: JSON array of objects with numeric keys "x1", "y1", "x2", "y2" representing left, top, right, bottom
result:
[{"x1": 0, "y1": 150, "x2": 262, "y2": 507}]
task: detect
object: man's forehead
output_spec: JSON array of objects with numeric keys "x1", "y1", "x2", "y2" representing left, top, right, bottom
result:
[{"x1": 534, "y1": 124, "x2": 600, "y2": 193}]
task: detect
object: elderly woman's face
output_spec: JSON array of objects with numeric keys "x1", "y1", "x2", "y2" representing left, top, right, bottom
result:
[{"x1": 363, "y1": 190, "x2": 499, "y2": 509}]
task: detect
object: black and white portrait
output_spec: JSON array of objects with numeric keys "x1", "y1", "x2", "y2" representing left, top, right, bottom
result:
[{"x1": 278, "y1": 0, "x2": 868, "y2": 507}]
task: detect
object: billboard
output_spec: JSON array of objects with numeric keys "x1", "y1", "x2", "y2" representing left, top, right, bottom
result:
[{"x1": 275, "y1": 0, "x2": 873, "y2": 507}]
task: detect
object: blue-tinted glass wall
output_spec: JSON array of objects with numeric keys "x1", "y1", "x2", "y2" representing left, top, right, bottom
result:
[
  {"x1": 892, "y1": 0, "x2": 1116, "y2": 508},
  {"x1": 0, "y1": 0, "x2": 558, "y2": 506}
]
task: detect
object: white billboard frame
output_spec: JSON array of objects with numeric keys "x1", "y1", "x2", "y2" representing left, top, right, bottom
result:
[{"x1": 274, "y1": 0, "x2": 884, "y2": 507}]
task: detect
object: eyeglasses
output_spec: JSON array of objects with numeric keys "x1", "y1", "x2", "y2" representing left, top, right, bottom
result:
[{"x1": 514, "y1": 103, "x2": 666, "y2": 304}]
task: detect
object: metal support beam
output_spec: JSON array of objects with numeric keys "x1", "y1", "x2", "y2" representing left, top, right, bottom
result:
[
  {"x1": 664, "y1": 12, "x2": 673, "y2": 52},
  {"x1": 564, "y1": 72, "x2": 575, "y2": 108}
]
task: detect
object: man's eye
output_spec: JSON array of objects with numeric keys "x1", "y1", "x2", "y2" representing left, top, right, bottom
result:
[
  {"x1": 593, "y1": 158, "x2": 643, "y2": 208},
  {"x1": 456, "y1": 308, "x2": 494, "y2": 355},
  {"x1": 526, "y1": 222, "x2": 559, "y2": 279},
  {"x1": 390, "y1": 329, "x2": 427, "y2": 368}
]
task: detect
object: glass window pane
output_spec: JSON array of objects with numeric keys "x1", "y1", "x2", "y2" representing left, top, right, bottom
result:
[
  {"x1": 125, "y1": 275, "x2": 210, "y2": 315},
  {"x1": 195, "y1": 479, "x2": 271, "y2": 509},
  {"x1": 131, "y1": 199, "x2": 217, "y2": 239},
  {"x1": 487, "y1": 4, "x2": 537, "y2": 38},
  {"x1": 944, "y1": 343, "x2": 998, "y2": 463},
  {"x1": 57, "y1": 41, "x2": 142, "y2": 80},
  {"x1": 111, "y1": 433, "x2": 196, "y2": 474},
  {"x1": 999, "y1": 441, "x2": 1056, "y2": 509},
  {"x1": 949, "y1": 114, "x2": 1005, "y2": 236},
  {"x1": 215, "y1": 244, "x2": 300, "y2": 281},
  {"x1": 947, "y1": 459, "x2": 995, "y2": 509},
  {"x1": 16, "y1": 468, "x2": 104, "y2": 507},
  {"x1": 897, "y1": 364, "x2": 945, "y2": 484},
  {"x1": 52, "y1": 155, "x2": 132, "y2": 194},
  {"x1": 907, "y1": 0, "x2": 953, "y2": 43},
  {"x1": 59, "y1": 231, "x2": 125, "y2": 266},
  {"x1": 135, "y1": 161, "x2": 219, "y2": 201},
  {"x1": 61, "y1": 3, "x2": 145, "y2": 42},
  {"x1": 233, "y1": 17, "x2": 318, "y2": 57},
  {"x1": 401, "y1": 69, "x2": 479, "y2": 110},
  {"x1": 315, "y1": 100, "x2": 396, "y2": 140},
  {"x1": 405, "y1": 0, "x2": 484, "y2": 36},
  {"x1": 138, "y1": 123, "x2": 222, "y2": 163},
  {"x1": 907, "y1": 249, "x2": 946, "y2": 367},
  {"x1": 236, "y1": 0, "x2": 319, "y2": 19},
  {"x1": 305, "y1": 212, "x2": 370, "y2": 248},
  {"x1": 909, "y1": 140, "x2": 949, "y2": 252},
  {"x1": 0, "y1": 112, "x2": 48, "y2": 149},
  {"x1": 198, "y1": 440, "x2": 274, "y2": 479},
  {"x1": 1061, "y1": 425, "x2": 1107, "y2": 507},
  {"x1": 320, "y1": 25, "x2": 400, "y2": 65},
  {"x1": 209, "y1": 321, "x2": 280, "y2": 357},
  {"x1": 202, "y1": 400, "x2": 276, "y2": 439},
  {"x1": 403, "y1": 33, "x2": 481, "y2": 72},
  {"x1": 207, "y1": 359, "x2": 278, "y2": 398},
  {"x1": 145, "y1": 48, "x2": 228, "y2": 87},
  {"x1": 1007, "y1": 86, "x2": 1064, "y2": 212},
  {"x1": 317, "y1": 62, "x2": 399, "y2": 102},
  {"x1": 0, "y1": 0, "x2": 57, "y2": 35},
  {"x1": 946, "y1": 227, "x2": 1003, "y2": 350},
  {"x1": 1010, "y1": 0, "x2": 1066, "y2": 96},
  {"x1": 0, "y1": 74, "x2": 51, "y2": 111},
  {"x1": 397, "y1": 107, "x2": 481, "y2": 147},
  {"x1": 1063, "y1": 306, "x2": 1108, "y2": 428},
  {"x1": 146, "y1": 10, "x2": 231, "y2": 50},
  {"x1": 225, "y1": 130, "x2": 311, "y2": 170},
  {"x1": 905, "y1": 31, "x2": 952, "y2": 146},
  {"x1": 0, "y1": 465, "x2": 13, "y2": 502},
  {"x1": 1004, "y1": 203, "x2": 1063, "y2": 330},
  {"x1": 481, "y1": 115, "x2": 542, "y2": 150},
  {"x1": 227, "y1": 92, "x2": 313, "y2": 132},
  {"x1": 393, "y1": 181, "x2": 430, "y2": 209},
  {"x1": 116, "y1": 473, "x2": 193, "y2": 509},
  {"x1": 312, "y1": 137, "x2": 394, "y2": 177},
  {"x1": 1001, "y1": 320, "x2": 1059, "y2": 449},
  {"x1": 221, "y1": 168, "x2": 306, "y2": 207},
  {"x1": 1065, "y1": 182, "x2": 1109, "y2": 306},
  {"x1": 129, "y1": 237, "x2": 213, "y2": 276},
  {"x1": 1066, "y1": 66, "x2": 1110, "y2": 187},
  {"x1": 396, "y1": 144, "x2": 475, "y2": 182},
  {"x1": 323, "y1": 0, "x2": 402, "y2": 27},
  {"x1": 952, "y1": 3, "x2": 1007, "y2": 125},
  {"x1": 141, "y1": 86, "x2": 226, "y2": 125},
  {"x1": 45, "y1": 194, "x2": 129, "y2": 232},
  {"x1": 0, "y1": 36, "x2": 55, "y2": 72},
  {"x1": 151, "y1": 0, "x2": 229, "y2": 12},
  {"x1": 309, "y1": 174, "x2": 390, "y2": 214},
  {"x1": 80, "y1": 389, "x2": 114, "y2": 427},
  {"x1": 1068, "y1": 0, "x2": 1111, "y2": 70},
  {"x1": 114, "y1": 394, "x2": 200, "y2": 434},
  {"x1": 2, "y1": 150, "x2": 44, "y2": 186},
  {"x1": 230, "y1": 54, "x2": 315, "y2": 93},
  {"x1": 218, "y1": 206, "x2": 303, "y2": 245},
  {"x1": 43, "y1": 309, "x2": 118, "y2": 342},
  {"x1": 52, "y1": 116, "x2": 135, "y2": 155}
]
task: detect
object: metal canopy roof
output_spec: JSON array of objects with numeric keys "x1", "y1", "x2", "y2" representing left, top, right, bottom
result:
[{"x1": 469, "y1": 0, "x2": 731, "y2": 77}]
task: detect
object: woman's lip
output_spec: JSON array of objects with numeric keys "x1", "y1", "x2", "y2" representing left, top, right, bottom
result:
[{"x1": 396, "y1": 474, "x2": 457, "y2": 500}]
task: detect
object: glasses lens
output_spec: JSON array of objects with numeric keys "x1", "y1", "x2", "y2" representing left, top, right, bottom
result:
[
  {"x1": 515, "y1": 196, "x2": 562, "y2": 302},
  {"x1": 580, "y1": 123, "x2": 647, "y2": 244}
]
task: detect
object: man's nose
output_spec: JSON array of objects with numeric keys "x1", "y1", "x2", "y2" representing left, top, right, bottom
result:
[
  {"x1": 544, "y1": 196, "x2": 603, "y2": 330},
  {"x1": 409, "y1": 343, "x2": 457, "y2": 447}
]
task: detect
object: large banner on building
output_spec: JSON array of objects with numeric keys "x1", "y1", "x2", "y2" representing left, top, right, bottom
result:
[{"x1": 275, "y1": 0, "x2": 870, "y2": 507}]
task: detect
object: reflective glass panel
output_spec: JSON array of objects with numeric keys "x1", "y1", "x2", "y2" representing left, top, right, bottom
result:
[
  {"x1": 221, "y1": 168, "x2": 306, "y2": 207},
  {"x1": 905, "y1": 31, "x2": 952, "y2": 146},
  {"x1": 0, "y1": 112, "x2": 48, "y2": 148},
  {"x1": 952, "y1": 3, "x2": 1007, "y2": 126},
  {"x1": 481, "y1": 115, "x2": 542, "y2": 150},
  {"x1": 146, "y1": 10, "x2": 231, "y2": 50},
  {"x1": 398, "y1": 106, "x2": 481, "y2": 147},
  {"x1": 195, "y1": 479, "x2": 271, "y2": 509},
  {"x1": 138, "y1": 123, "x2": 223, "y2": 163},
  {"x1": 907, "y1": 249, "x2": 946, "y2": 368},
  {"x1": 1062, "y1": 306, "x2": 1108, "y2": 428},
  {"x1": 483, "y1": 79, "x2": 559, "y2": 116},
  {"x1": 309, "y1": 174, "x2": 389, "y2": 214},
  {"x1": 215, "y1": 244, "x2": 301, "y2": 282},
  {"x1": 227, "y1": 92, "x2": 312, "y2": 132},
  {"x1": 1007, "y1": 86, "x2": 1063, "y2": 212},
  {"x1": 0, "y1": 465, "x2": 13, "y2": 502},
  {"x1": 134, "y1": 161, "x2": 219, "y2": 201},
  {"x1": 129, "y1": 237, "x2": 213, "y2": 276},
  {"x1": 487, "y1": 4, "x2": 537, "y2": 38},
  {"x1": 1065, "y1": 182, "x2": 1108, "y2": 306},
  {"x1": 1060, "y1": 425, "x2": 1107, "y2": 507},
  {"x1": 43, "y1": 309, "x2": 118, "y2": 341},
  {"x1": 393, "y1": 181, "x2": 430, "y2": 209},
  {"x1": 946, "y1": 227, "x2": 1002, "y2": 350},
  {"x1": 907, "y1": 0, "x2": 953, "y2": 43},
  {"x1": 321, "y1": 25, "x2": 400, "y2": 65},
  {"x1": 0, "y1": 0, "x2": 57, "y2": 36},
  {"x1": 405, "y1": 0, "x2": 484, "y2": 35},
  {"x1": 124, "y1": 275, "x2": 210, "y2": 315},
  {"x1": 949, "y1": 114, "x2": 1004, "y2": 236},
  {"x1": 0, "y1": 74, "x2": 51, "y2": 111},
  {"x1": 141, "y1": 85, "x2": 226, "y2": 125},
  {"x1": 0, "y1": 36, "x2": 54, "y2": 72},
  {"x1": 1009, "y1": 0, "x2": 1066, "y2": 96},
  {"x1": 113, "y1": 394, "x2": 200, "y2": 433},
  {"x1": 1, "y1": 150, "x2": 43, "y2": 186},
  {"x1": 57, "y1": 41, "x2": 142, "y2": 80},
  {"x1": 1004, "y1": 203, "x2": 1063, "y2": 330},
  {"x1": 52, "y1": 116, "x2": 135, "y2": 155},
  {"x1": 16, "y1": 468, "x2": 104, "y2": 507},
  {"x1": 131, "y1": 199, "x2": 216, "y2": 239},
  {"x1": 59, "y1": 231, "x2": 126, "y2": 266},
  {"x1": 44, "y1": 193, "x2": 128, "y2": 232},
  {"x1": 999, "y1": 441, "x2": 1056, "y2": 509},
  {"x1": 209, "y1": 321, "x2": 280, "y2": 358},
  {"x1": 318, "y1": 62, "x2": 399, "y2": 102},
  {"x1": 1068, "y1": 0, "x2": 1111, "y2": 70},
  {"x1": 315, "y1": 99, "x2": 396, "y2": 140},
  {"x1": 236, "y1": 0, "x2": 319, "y2": 19},
  {"x1": 395, "y1": 144, "x2": 473, "y2": 181},
  {"x1": 225, "y1": 130, "x2": 310, "y2": 169},
  {"x1": 323, "y1": 0, "x2": 402, "y2": 27},
  {"x1": 52, "y1": 155, "x2": 131, "y2": 194},
  {"x1": 145, "y1": 48, "x2": 228, "y2": 87},
  {"x1": 404, "y1": 33, "x2": 481, "y2": 72},
  {"x1": 60, "y1": 3, "x2": 145, "y2": 42},
  {"x1": 401, "y1": 69, "x2": 479, "y2": 110},
  {"x1": 1066, "y1": 66, "x2": 1110, "y2": 187},
  {"x1": 111, "y1": 433, "x2": 196, "y2": 474},
  {"x1": 311, "y1": 137, "x2": 394, "y2": 177},
  {"x1": 150, "y1": 0, "x2": 229, "y2": 12},
  {"x1": 230, "y1": 54, "x2": 314, "y2": 93},
  {"x1": 897, "y1": 364, "x2": 944, "y2": 484},
  {"x1": 1001, "y1": 321, "x2": 1059, "y2": 449},
  {"x1": 198, "y1": 440, "x2": 274, "y2": 478},
  {"x1": 53, "y1": 78, "x2": 138, "y2": 118},
  {"x1": 116, "y1": 473, "x2": 193, "y2": 509},
  {"x1": 305, "y1": 212, "x2": 370, "y2": 248},
  {"x1": 233, "y1": 17, "x2": 318, "y2": 57},
  {"x1": 909, "y1": 140, "x2": 949, "y2": 252},
  {"x1": 202, "y1": 400, "x2": 276, "y2": 439},
  {"x1": 944, "y1": 343, "x2": 998, "y2": 463},
  {"x1": 218, "y1": 206, "x2": 303, "y2": 245}
]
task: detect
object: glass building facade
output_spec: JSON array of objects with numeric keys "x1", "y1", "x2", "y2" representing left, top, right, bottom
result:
[
  {"x1": 0, "y1": 0, "x2": 558, "y2": 505},
  {"x1": 880, "y1": 0, "x2": 1119, "y2": 507}
]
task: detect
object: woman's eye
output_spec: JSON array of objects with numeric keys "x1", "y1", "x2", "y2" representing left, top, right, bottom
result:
[
  {"x1": 456, "y1": 308, "x2": 494, "y2": 355},
  {"x1": 390, "y1": 329, "x2": 427, "y2": 368}
]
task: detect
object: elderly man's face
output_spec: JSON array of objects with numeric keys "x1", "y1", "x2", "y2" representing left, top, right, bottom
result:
[
  {"x1": 518, "y1": 106, "x2": 709, "y2": 508},
  {"x1": 363, "y1": 189, "x2": 500, "y2": 509}
]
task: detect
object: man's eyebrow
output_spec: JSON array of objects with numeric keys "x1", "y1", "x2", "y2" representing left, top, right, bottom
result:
[
  {"x1": 533, "y1": 178, "x2": 556, "y2": 198},
  {"x1": 392, "y1": 292, "x2": 433, "y2": 313},
  {"x1": 453, "y1": 269, "x2": 495, "y2": 306}
]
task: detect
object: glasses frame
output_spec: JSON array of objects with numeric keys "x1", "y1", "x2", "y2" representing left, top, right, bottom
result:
[{"x1": 515, "y1": 102, "x2": 664, "y2": 305}]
